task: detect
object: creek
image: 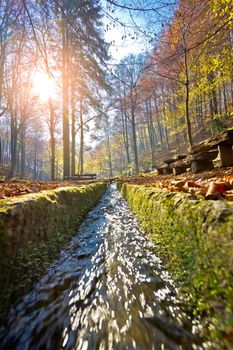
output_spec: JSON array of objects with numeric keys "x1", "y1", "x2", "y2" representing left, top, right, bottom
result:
[{"x1": 0, "y1": 185, "x2": 203, "y2": 350}]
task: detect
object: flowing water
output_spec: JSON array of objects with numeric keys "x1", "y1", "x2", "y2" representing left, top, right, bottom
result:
[{"x1": 0, "y1": 185, "x2": 203, "y2": 350}]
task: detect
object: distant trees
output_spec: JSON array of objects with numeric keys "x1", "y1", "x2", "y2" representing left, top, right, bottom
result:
[
  {"x1": 0, "y1": 0, "x2": 109, "y2": 180},
  {"x1": 85, "y1": 0, "x2": 233, "y2": 176},
  {"x1": 0, "y1": 0, "x2": 232, "y2": 179},
  {"x1": 112, "y1": 54, "x2": 146, "y2": 174},
  {"x1": 144, "y1": 0, "x2": 233, "y2": 146}
]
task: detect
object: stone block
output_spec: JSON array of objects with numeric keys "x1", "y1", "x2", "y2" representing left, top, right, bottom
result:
[
  {"x1": 218, "y1": 144, "x2": 233, "y2": 167},
  {"x1": 172, "y1": 166, "x2": 187, "y2": 176},
  {"x1": 191, "y1": 159, "x2": 214, "y2": 173}
]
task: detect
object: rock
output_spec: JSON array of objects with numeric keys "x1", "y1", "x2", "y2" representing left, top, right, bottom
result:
[{"x1": 189, "y1": 129, "x2": 233, "y2": 155}]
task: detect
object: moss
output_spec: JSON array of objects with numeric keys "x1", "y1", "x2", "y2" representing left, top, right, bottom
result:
[
  {"x1": 120, "y1": 183, "x2": 233, "y2": 348},
  {"x1": 0, "y1": 182, "x2": 107, "y2": 320}
]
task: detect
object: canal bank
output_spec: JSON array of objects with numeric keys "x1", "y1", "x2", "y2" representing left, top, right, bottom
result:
[
  {"x1": 0, "y1": 182, "x2": 107, "y2": 319},
  {"x1": 119, "y1": 182, "x2": 233, "y2": 348}
]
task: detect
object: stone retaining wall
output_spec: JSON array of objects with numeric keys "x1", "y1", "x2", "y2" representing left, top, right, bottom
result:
[
  {"x1": 120, "y1": 183, "x2": 233, "y2": 347},
  {"x1": 0, "y1": 183, "x2": 107, "y2": 318}
]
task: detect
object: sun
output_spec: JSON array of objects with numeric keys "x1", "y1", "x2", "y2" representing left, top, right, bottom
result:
[{"x1": 32, "y1": 71, "x2": 57, "y2": 102}]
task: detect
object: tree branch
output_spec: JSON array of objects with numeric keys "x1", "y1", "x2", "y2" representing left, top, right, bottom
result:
[{"x1": 106, "y1": 0, "x2": 176, "y2": 14}]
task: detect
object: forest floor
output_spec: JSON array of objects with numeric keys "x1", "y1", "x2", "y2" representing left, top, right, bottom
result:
[
  {"x1": 1, "y1": 167, "x2": 233, "y2": 201},
  {"x1": 118, "y1": 167, "x2": 233, "y2": 201},
  {"x1": 0, "y1": 180, "x2": 97, "y2": 200}
]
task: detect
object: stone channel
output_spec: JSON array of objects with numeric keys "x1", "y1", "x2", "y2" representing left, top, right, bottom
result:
[{"x1": 0, "y1": 185, "x2": 203, "y2": 350}]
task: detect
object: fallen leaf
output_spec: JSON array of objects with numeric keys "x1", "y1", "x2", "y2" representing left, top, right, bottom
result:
[
  {"x1": 205, "y1": 181, "x2": 226, "y2": 200},
  {"x1": 183, "y1": 181, "x2": 201, "y2": 192}
]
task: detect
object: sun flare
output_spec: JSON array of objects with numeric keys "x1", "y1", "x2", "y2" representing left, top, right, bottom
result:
[{"x1": 32, "y1": 71, "x2": 57, "y2": 102}]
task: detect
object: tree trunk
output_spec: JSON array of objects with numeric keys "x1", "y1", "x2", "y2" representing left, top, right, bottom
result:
[
  {"x1": 223, "y1": 82, "x2": 228, "y2": 115},
  {"x1": 79, "y1": 96, "x2": 84, "y2": 175},
  {"x1": 106, "y1": 129, "x2": 113, "y2": 178},
  {"x1": 33, "y1": 148, "x2": 37, "y2": 180},
  {"x1": 208, "y1": 72, "x2": 218, "y2": 117},
  {"x1": 9, "y1": 114, "x2": 17, "y2": 179},
  {"x1": 147, "y1": 97, "x2": 157, "y2": 167},
  {"x1": 0, "y1": 42, "x2": 6, "y2": 106},
  {"x1": 62, "y1": 18, "x2": 70, "y2": 178},
  {"x1": 20, "y1": 119, "x2": 25, "y2": 178},
  {"x1": 212, "y1": 90, "x2": 218, "y2": 116},
  {"x1": 138, "y1": 125, "x2": 145, "y2": 150},
  {"x1": 0, "y1": 137, "x2": 2, "y2": 165},
  {"x1": 131, "y1": 115, "x2": 139, "y2": 174},
  {"x1": 164, "y1": 126, "x2": 170, "y2": 150},
  {"x1": 184, "y1": 47, "x2": 193, "y2": 147},
  {"x1": 218, "y1": 88, "x2": 222, "y2": 116},
  {"x1": 122, "y1": 87, "x2": 130, "y2": 164},
  {"x1": 199, "y1": 96, "x2": 204, "y2": 129},
  {"x1": 49, "y1": 98, "x2": 55, "y2": 180},
  {"x1": 71, "y1": 75, "x2": 76, "y2": 176},
  {"x1": 203, "y1": 93, "x2": 208, "y2": 119},
  {"x1": 156, "y1": 115, "x2": 165, "y2": 150},
  {"x1": 121, "y1": 109, "x2": 130, "y2": 165}
]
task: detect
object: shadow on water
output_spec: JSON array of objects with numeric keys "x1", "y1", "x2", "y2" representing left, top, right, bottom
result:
[{"x1": 0, "y1": 185, "x2": 204, "y2": 350}]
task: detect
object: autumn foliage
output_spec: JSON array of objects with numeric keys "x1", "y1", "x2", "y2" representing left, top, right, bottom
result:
[{"x1": 85, "y1": 0, "x2": 233, "y2": 177}]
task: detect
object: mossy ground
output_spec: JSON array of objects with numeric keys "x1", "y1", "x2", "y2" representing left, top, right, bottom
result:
[
  {"x1": 0, "y1": 183, "x2": 107, "y2": 320},
  {"x1": 119, "y1": 183, "x2": 233, "y2": 349}
]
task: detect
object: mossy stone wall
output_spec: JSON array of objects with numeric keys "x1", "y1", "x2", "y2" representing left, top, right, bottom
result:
[
  {"x1": 0, "y1": 183, "x2": 107, "y2": 319},
  {"x1": 120, "y1": 183, "x2": 233, "y2": 347}
]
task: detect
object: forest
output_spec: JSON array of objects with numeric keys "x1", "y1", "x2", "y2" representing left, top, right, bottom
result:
[{"x1": 0, "y1": 0, "x2": 232, "y2": 180}]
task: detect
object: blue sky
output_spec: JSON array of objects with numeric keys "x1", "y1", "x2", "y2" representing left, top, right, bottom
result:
[
  {"x1": 101, "y1": 0, "x2": 176, "y2": 62},
  {"x1": 102, "y1": 2, "x2": 154, "y2": 62}
]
